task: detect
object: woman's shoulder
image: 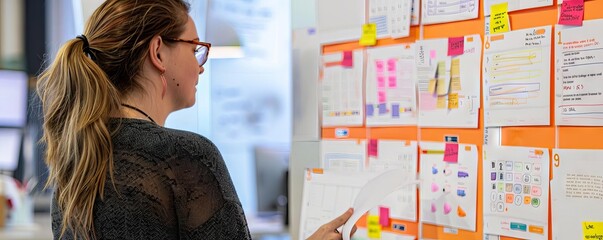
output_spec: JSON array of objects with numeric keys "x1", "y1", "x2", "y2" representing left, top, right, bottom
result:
[{"x1": 109, "y1": 118, "x2": 219, "y2": 157}]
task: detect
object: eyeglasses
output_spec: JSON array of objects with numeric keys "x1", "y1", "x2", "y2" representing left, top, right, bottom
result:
[{"x1": 163, "y1": 37, "x2": 212, "y2": 66}]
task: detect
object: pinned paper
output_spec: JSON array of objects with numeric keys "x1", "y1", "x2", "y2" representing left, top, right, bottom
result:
[
  {"x1": 360, "y1": 23, "x2": 377, "y2": 46},
  {"x1": 368, "y1": 139, "x2": 378, "y2": 157},
  {"x1": 490, "y1": 2, "x2": 510, "y2": 34},
  {"x1": 367, "y1": 215, "x2": 382, "y2": 238},
  {"x1": 444, "y1": 143, "x2": 459, "y2": 163},
  {"x1": 342, "y1": 51, "x2": 354, "y2": 67},
  {"x1": 448, "y1": 37, "x2": 465, "y2": 56},
  {"x1": 559, "y1": 0, "x2": 584, "y2": 26},
  {"x1": 379, "y1": 207, "x2": 390, "y2": 227},
  {"x1": 583, "y1": 222, "x2": 603, "y2": 240}
]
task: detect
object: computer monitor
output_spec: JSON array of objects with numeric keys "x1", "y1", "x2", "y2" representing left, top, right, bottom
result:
[
  {"x1": 0, "y1": 70, "x2": 29, "y2": 127},
  {"x1": 0, "y1": 128, "x2": 23, "y2": 171},
  {"x1": 254, "y1": 144, "x2": 289, "y2": 218}
]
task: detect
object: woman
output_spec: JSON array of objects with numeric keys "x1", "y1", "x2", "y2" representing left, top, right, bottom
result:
[{"x1": 37, "y1": 0, "x2": 354, "y2": 239}]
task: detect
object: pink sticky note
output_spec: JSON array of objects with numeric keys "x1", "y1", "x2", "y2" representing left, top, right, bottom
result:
[
  {"x1": 443, "y1": 203, "x2": 452, "y2": 215},
  {"x1": 448, "y1": 37, "x2": 465, "y2": 56},
  {"x1": 420, "y1": 92, "x2": 437, "y2": 110},
  {"x1": 368, "y1": 139, "x2": 378, "y2": 157},
  {"x1": 444, "y1": 143, "x2": 459, "y2": 163},
  {"x1": 342, "y1": 51, "x2": 353, "y2": 67},
  {"x1": 431, "y1": 203, "x2": 437, "y2": 213},
  {"x1": 379, "y1": 207, "x2": 390, "y2": 227},
  {"x1": 377, "y1": 75, "x2": 386, "y2": 88},
  {"x1": 430, "y1": 50, "x2": 436, "y2": 60},
  {"x1": 559, "y1": 0, "x2": 584, "y2": 26},
  {"x1": 376, "y1": 60, "x2": 385, "y2": 72},
  {"x1": 388, "y1": 75, "x2": 397, "y2": 88},
  {"x1": 387, "y1": 58, "x2": 397, "y2": 72},
  {"x1": 378, "y1": 91, "x2": 387, "y2": 104}
]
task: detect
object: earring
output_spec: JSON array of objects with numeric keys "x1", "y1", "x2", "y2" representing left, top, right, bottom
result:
[{"x1": 161, "y1": 73, "x2": 167, "y2": 99}]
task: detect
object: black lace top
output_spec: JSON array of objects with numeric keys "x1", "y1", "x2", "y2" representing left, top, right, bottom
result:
[{"x1": 51, "y1": 118, "x2": 251, "y2": 239}]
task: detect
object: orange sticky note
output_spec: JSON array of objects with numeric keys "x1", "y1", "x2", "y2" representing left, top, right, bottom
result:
[{"x1": 490, "y1": 3, "x2": 510, "y2": 34}]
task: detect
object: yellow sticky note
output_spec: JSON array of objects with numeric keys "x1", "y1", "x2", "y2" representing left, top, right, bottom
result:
[
  {"x1": 448, "y1": 93, "x2": 459, "y2": 109},
  {"x1": 450, "y1": 58, "x2": 461, "y2": 91},
  {"x1": 437, "y1": 96, "x2": 447, "y2": 109},
  {"x1": 367, "y1": 215, "x2": 382, "y2": 238},
  {"x1": 490, "y1": 2, "x2": 510, "y2": 34},
  {"x1": 428, "y1": 79, "x2": 437, "y2": 94},
  {"x1": 583, "y1": 222, "x2": 603, "y2": 240},
  {"x1": 359, "y1": 23, "x2": 377, "y2": 46}
]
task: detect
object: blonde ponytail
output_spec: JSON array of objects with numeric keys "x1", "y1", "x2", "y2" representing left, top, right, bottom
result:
[{"x1": 37, "y1": 38, "x2": 119, "y2": 239}]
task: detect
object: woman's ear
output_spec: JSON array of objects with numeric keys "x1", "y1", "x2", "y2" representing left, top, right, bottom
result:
[{"x1": 149, "y1": 35, "x2": 166, "y2": 73}]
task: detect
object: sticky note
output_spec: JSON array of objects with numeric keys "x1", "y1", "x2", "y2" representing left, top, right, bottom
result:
[
  {"x1": 377, "y1": 75, "x2": 386, "y2": 88},
  {"x1": 388, "y1": 75, "x2": 397, "y2": 88},
  {"x1": 428, "y1": 79, "x2": 437, "y2": 94},
  {"x1": 367, "y1": 215, "x2": 382, "y2": 238},
  {"x1": 391, "y1": 103, "x2": 400, "y2": 117},
  {"x1": 430, "y1": 50, "x2": 437, "y2": 60},
  {"x1": 490, "y1": 2, "x2": 510, "y2": 34},
  {"x1": 420, "y1": 92, "x2": 437, "y2": 110},
  {"x1": 448, "y1": 93, "x2": 459, "y2": 109},
  {"x1": 342, "y1": 51, "x2": 353, "y2": 67},
  {"x1": 379, "y1": 207, "x2": 390, "y2": 227},
  {"x1": 378, "y1": 91, "x2": 387, "y2": 103},
  {"x1": 359, "y1": 23, "x2": 377, "y2": 46},
  {"x1": 366, "y1": 104, "x2": 374, "y2": 116},
  {"x1": 559, "y1": 0, "x2": 584, "y2": 26},
  {"x1": 444, "y1": 143, "x2": 459, "y2": 163},
  {"x1": 448, "y1": 37, "x2": 465, "y2": 56},
  {"x1": 450, "y1": 58, "x2": 461, "y2": 91},
  {"x1": 583, "y1": 222, "x2": 603, "y2": 239},
  {"x1": 437, "y1": 96, "x2": 447, "y2": 109},
  {"x1": 378, "y1": 103, "x2": 387, "y2": 115},
  {"x1": 387, "y1": 58, "x2": 397, "y2": 72},
  {"x1": 376, "y1": 60, "x2": 385, "y2": 72},
  {"x1": 368, "y1": 139, "x2": 378, "y2": 157}
]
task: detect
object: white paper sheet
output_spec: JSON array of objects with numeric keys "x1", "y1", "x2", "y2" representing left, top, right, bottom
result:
[
  {"x1": 366, "y1": 44, "x2": 417, "y2": 126},
  {"x1": 483, "y1": 26, "x2": 552, "y2": 127},
  {"x1": 484, "y1": 0, "x2": 553, "y2": 16},
  {"x1": 555, "y1": 19, "x2": 603, "y2": 126},
  {"x1": 415, "y1": 35, "x2": 481, "y2": 128},
  {"x1": 419, "y1": 141, "x2": 478, "y2": 231},
  {"x1": 321, "y1": 50, "x2": 364, "y2": 127},
  {"x1": 552, "y1": 149, "x2": 603, "y2": 240},
  {"x1": 342, "y1": 168, "x2": 419, "y2": 240},
  {"x1": 421, "y1": 0, "x2": 478, "y2": 25},
  {"x1": 321, "y1": 140, "x2": 367, "y2": 172},
  {"x1": 299, "y1": 169, "x2": 418, "y2": 240},
  {"x1": 317, "y1": 0, "x2": 365, "y2": 43},
  {"x1": 368, "y1": 0, "x2": 412, "y2": 39},
  {"x1": 366, "y1": 140, "x2": 418, "y2": 221},
  {"x1": 483, "y1": 146, "x2": 550, "y2": 240}
]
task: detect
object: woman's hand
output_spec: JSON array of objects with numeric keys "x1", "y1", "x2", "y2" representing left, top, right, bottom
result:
[{"x1": 306, "y1": 208, "x2": 357, "y2": 240}]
